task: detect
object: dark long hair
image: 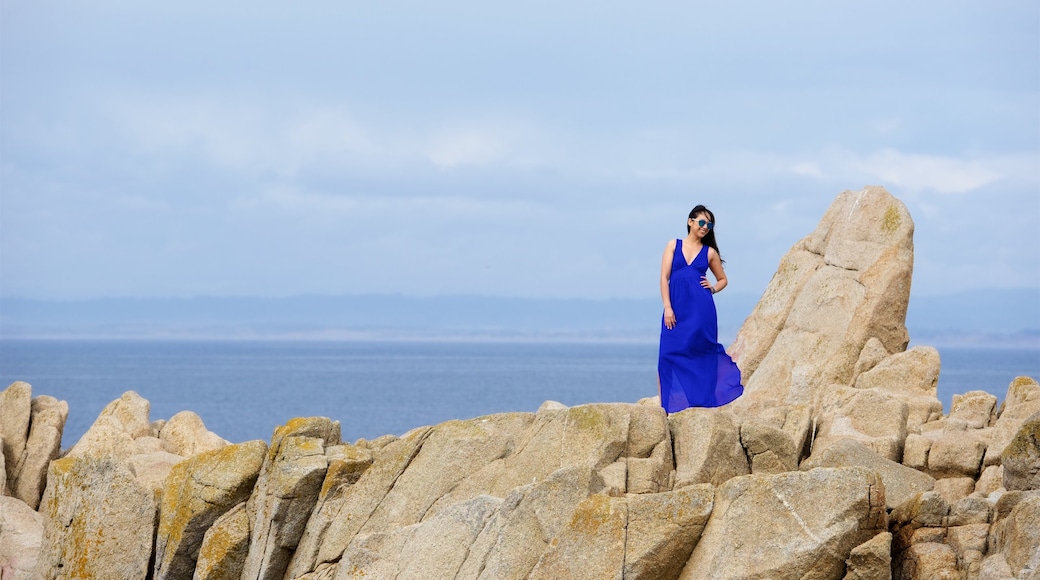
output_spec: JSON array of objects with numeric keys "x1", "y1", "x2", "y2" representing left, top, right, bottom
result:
[{"x1": 687, "y1": 205, "x2": 724, "y2": 263}]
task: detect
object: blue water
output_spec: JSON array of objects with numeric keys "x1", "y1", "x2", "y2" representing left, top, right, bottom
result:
[{"x1": 0, "y1": 339, "x2": 1037, "y2": 447}]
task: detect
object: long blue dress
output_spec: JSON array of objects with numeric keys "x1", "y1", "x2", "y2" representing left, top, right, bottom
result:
[{"x1": 658, "y1": 239, "x2": 744, "y2": 413}]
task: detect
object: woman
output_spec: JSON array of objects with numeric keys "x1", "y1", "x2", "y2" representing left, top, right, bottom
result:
[{"x1": 658, "y1": 205, "x2": 743, "y2": 413}]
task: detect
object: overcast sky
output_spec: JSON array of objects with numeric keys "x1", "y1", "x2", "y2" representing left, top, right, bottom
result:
[{"x1": 2, "y1": 1, "x2": 1037, "y2": 302}]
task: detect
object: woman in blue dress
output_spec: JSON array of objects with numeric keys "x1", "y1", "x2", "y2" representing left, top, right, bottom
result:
[{"x1": 658, "y1": 204, "x2": 744, "y2": 413}]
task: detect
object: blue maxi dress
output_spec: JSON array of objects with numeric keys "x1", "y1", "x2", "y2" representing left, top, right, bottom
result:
[{"x1": 658, "y1": 239, "x2": 744, "y2": 413}]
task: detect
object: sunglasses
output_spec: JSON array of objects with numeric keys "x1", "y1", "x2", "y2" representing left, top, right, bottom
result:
[{"x1": 691, "y1": 219, "x2": 714, "y2": 230}]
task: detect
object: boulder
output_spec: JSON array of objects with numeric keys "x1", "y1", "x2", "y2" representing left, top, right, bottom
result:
[
  {"x1": 355, "y1": 413, "x2": 535, "y2": 534},
  {"x1": 902, "y1": 433, "x2": 931, "y2": 471},
  {"x1": 241, "y1": 417, "x2": 339, "y2": 580},
  {"x1": 1000, "y1": 410, "x2": 1040, "y2": 491},
  {"x1": 454, "y1": 465, "x2": 605, "y2": 580},
  {"x1": 932, "y1": 477, "x2": 976, "y2": 504},
  {"x1": 729, "y1": 187, "x2": 914, "y2": 413},
  {"x1": 127, "y1": 450, "x2": 185, "y2": 495},
  {"x1": 670, "y1": 408, "x2": 749, "y2": 487},
  {"x1": 852, "y1": 337, "x2": 890, "y2": 380},
  {"x1": 34, "y1": 456, "x2": 157, "y2": 580},
  {"x1": 948, "y1": 496, "x2": 992, "y2": 527},
  {"x1": 975, "y1": 465, "x2": 1005, "y2": 497},
  {"x1": 985, "y1": 377, "x2": 1040, "y2": 466},
  {"x1": 621, "y1": 484, "x2": 715, "y2": 579},
  {"x1": 854, "y1": 346, "x2": 940, "y2": 398},
  {"x1": 527, "y1": 484, "x2": 715, "y2": 580},
  {"x1": 0, "y1": 496, "x2": 44, "y2": 580},
  {"x1": 527, "y1": 494, "x2": 627, "y2": 580},
  {"x1": 853, "y1": 347, "x2": 944, "y2": 434},
  {"x1": 0, "y1": 382, "x2": 32, "y2": 491},
  {"x1": 843, "y1": 531, "x2": 892, "y2": 580},
  {"x1": 159, "y1": 410, "x2": 228, "y2": 457},
  {"x1": 680, "y1": 467, "x2": 888, "y2": 579},
  {"x1": 802, "y1": 438, "x2": 934, "y2": 510},
  {"x1": 949, "y1": 390, "x2": 998, "y2": 429},
  {"x1": 193, "y1": 502, "x2": 251, "y2": 580},
  {"x1": 10, "y1": 395, "x2": 68, "y2": 509},
  {"x1": 289, "y1": 426, "x2": 433, "y2": 578},
  {"x1": 894, "y1": 542, "x2": 959, "y2": 580},
  {"x1": 741, "y1": 418, "x2": 800, "y2": 474},
  {"x1": 928, "y1": 431, "x2": 986, "y2": 479},
  {"x1": 627, "y1": 438, "x2": 674, "y2": 494},
  {"x1": 978, "y1": 554, "x2": 1015, "y2": 580},
  {"x1": 814, "y1": 386, "x2": 909, "y2": 462},
  {"x1": 153, "y1": 440, "x2": 267, "y2": 580},
  {"x1": 988, "y1": 493, "x2": 1040, "y2": 577},
  {"x1": 336, "y1": 495, "x2": 502, "y2": 580},
  {"x1": 285, "y1": 444, "x2": 373, "y2": 578},
  {"x1": 67, "y1": 391, "x2": 152, "y2": 459}
]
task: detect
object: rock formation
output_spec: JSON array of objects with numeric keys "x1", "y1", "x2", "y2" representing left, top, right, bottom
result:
[{"x1": 1, "y1": 186, "x2": 1037, "y2": 580}]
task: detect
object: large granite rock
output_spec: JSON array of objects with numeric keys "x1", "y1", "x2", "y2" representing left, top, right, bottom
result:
[
  {"x1": 153, "y1": 440, "x2": 267, "y2": 580},
  {"x1": 670, "y1": 408, "x2": 749, "y2": 487},
  {"x1": 10, "y1": 394, "x2": 68, "y2": 509},
  {"x1": 452, "y1": 465, "x2": 605, "y2": 579},
  {"x1": 740, "y1": 417, "x2": 800, "y2": 474},
  {"x1": 679, "y1": 467, "x2": 888, "y2": 579},
  {"x1": 853, "y1": 346, "x2": 944, "y2": 433},
  {"x1": 528, "y1": 484, "x2": 714, "y2": 580},
  {"x1": 814, "y1": 386, "x2": 909, "y2": 462},
  {"x1": 0, "y1": 382, "x2": 32, "y2": 491},
  {"x1": 34, "y1": 456, "x2": 157, "y2": 580},
  {"x1": 67, "y1": 390, "x2": 153, "y2": 459},
  {"x1": 159, "y1": 410, "x2": 228, "y2": 457},
  {"x1": 241, "y1": 417, "x2": 340, "y2": 580},
  {"x1": 0, "y1": 496, "x2": 44, "y2": 580},
  {"x1": 333, "y1": 494, "x2": 502, "y2": 580},
  {"x1": 290, "y1": 426, "x2": 434, "y2": 578},
  {"x1": 985, "y1": 377, "x2": 1040, "y2": 466},
  {"x1": 1000, "y1": 411, "x2": 1040, "y2": 491},
  {"x1": 843, "y1": 531, "x2": 892, "y2": 580},
  {"x1": 987, "y1": 494, "x2": 1040, "y2": 579},
  {"x1": 193, "y1": 502, "x2": 252, "y2": 580},
  {"x1": 729, "y1": 186, "x2": 914, "y2": 413},
  {"x1": 802, "y1": 438, "x2": 935, "y2": 510}
]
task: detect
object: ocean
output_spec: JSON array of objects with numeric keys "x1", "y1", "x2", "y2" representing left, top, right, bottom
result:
[{"x1": 1, "y1": 339, "x2": 1037, "y2": 448}]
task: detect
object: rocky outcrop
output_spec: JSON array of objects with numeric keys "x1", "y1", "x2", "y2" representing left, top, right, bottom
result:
[
  {"x1": 1001, "y1": 411, "x2": 1040, "y2": 491},
  {"x1": 35, "y1": 456, "x2": 157, "y2": 580},
  {"x1": 679, "y1": 467, "x2": 888, "y2": 579},
  {"x1": 730, "y1": 186, "x2": 915, "y2": 414},
  {"x1": 6, "y1": 187, "x2": 1039, "y2": 580},
  {"x1": 0, "y1": 382, "x2": 68, "y2": 510},
  {"x1": 0, "y1": 495, "x2": 44, "y2": 580},
  {"x1": 153, "y1": 440, "x2": 267, "y2": 580}
]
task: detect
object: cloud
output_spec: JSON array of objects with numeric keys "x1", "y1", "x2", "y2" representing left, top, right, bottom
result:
[{"x1": 845, "y1": 149, "x2": 1010, "y2": 194}]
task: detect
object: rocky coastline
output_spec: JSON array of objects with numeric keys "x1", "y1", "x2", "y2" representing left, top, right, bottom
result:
[{"x1": 2, "y1": 186, "x2": 1038, "y2": 580}]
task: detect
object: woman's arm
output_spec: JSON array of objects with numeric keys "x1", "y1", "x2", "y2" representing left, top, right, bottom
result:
[
  {"x1": 661, "y1": 240, "x2": 677, "y2": 329},
  {"x1": 702, "y1": 247, "x2": 728, "y2": 294}
]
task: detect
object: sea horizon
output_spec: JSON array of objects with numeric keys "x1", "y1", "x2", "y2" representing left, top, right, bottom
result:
[{"x1": 1, "y1": 338, "x2": 1037, "y2": 448}]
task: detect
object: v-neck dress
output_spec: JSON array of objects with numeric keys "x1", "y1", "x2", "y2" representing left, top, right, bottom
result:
[{"x1": 658, "y1": 239, "x2": 743, "y2": 413}]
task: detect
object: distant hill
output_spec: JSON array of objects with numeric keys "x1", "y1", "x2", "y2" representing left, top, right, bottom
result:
[{"x1": 0, "y1": 288, "x2": 1036, "y2": 346}]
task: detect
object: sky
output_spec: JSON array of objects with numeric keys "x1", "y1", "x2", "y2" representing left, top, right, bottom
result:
[{"x1": 2, "y1": 1, "x2": 1038, "y2": 302}]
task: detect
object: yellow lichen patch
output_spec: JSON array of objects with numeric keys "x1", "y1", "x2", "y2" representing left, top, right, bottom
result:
[
  {"x1": 882, "y1": 205, "x2": 901, "y2": 234},
  {"x1": 1009, "y1": 376, "x2": 1039, "y2": 389},
  {"x1": 567, "y1": 494, "x2": 616, "y2": 535},
  {"x1": 568, "y1": 405, "x2": 611, "y2": 434}
]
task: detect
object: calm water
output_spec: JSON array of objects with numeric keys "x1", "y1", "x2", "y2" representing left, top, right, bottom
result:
[{"x1": 1, "y1": 339, "x2": 1037, "y2": 447}]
